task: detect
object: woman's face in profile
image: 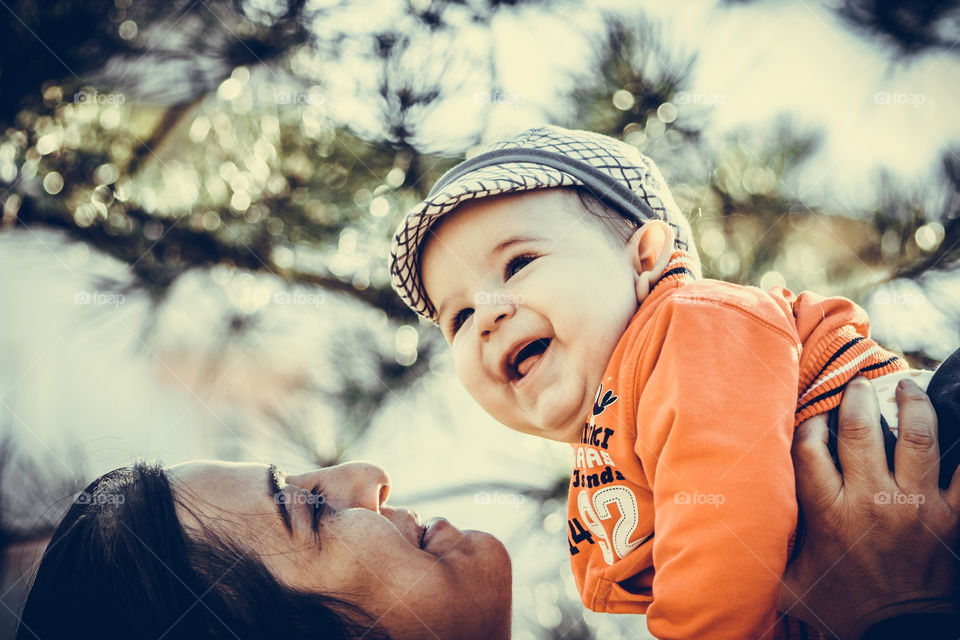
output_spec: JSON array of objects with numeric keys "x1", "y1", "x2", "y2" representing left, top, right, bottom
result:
[{"x1": 167, "y1": 460, "x2": 512, "y2": 640}]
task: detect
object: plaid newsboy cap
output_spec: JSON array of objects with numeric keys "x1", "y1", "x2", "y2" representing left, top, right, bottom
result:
[{"x1": 389, "y1": 125, "x2": 699, "y2": 322}]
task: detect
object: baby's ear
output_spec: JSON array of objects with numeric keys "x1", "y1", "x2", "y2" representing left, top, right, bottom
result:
[{"x1": 627, "y1": 220, "x2": 676, "y2": 303}]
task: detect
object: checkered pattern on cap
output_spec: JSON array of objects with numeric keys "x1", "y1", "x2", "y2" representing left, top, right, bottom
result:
[{"x1": 389, "y1": 125, "x2": 700, "y2": 322}]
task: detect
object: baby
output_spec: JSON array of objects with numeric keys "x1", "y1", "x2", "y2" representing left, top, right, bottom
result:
[{"x1": 389, "y1": 126, "x2": 959, "y2": 639}]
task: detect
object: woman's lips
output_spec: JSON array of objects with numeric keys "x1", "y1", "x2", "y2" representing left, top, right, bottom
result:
[{"x1": 385, "y1": 506, "x2": 426, "y2": 548}]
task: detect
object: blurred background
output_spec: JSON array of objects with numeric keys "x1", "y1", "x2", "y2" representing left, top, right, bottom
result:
[{"x1": 0, "y1": 0, "x2": 958, "y2": 638}]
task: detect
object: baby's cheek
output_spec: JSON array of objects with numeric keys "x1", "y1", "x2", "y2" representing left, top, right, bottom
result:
[{"x1": 452, "y1": 345, "x2": 482, "y2": 389}]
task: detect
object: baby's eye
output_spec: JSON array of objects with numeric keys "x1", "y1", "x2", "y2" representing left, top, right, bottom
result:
[
  {"x1": 450, "y1": 308, "x2": 474, "y2": 335},
  {"x1": 505, "y1": 254, "x2": 536, "y2": 279}
]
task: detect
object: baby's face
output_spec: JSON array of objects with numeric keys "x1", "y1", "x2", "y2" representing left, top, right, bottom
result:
[{"x1": 421, "y1": 190, "x2": 641, "y2": 442}]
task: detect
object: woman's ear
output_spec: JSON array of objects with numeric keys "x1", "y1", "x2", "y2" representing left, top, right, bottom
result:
[{"x1": 627, "y1": 220, "x2": 676, "y2": 303}]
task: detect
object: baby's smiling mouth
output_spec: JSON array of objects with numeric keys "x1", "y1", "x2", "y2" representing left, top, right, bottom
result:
[{"x1": 506, "y1": 338, "x2": 551, "y2": 381}]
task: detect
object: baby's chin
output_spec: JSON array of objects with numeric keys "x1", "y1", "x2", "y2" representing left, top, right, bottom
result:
[
  {"x1": 541, "y1": 381, "x2": 603, "y2": 442},
  {"x1": 479, "y1": 371, "x2": 599, "y2": 442},
  {"x1": 507, "y1": 404, "x2": 590, "y2": 443},
  {"x1": 547, "y1": 422, "x2": 590, "y2": 444}
]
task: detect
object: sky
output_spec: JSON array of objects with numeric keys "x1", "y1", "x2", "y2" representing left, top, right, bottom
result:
[{"x1": 661, "y1": 0, "x2": 958, "y2": 208}]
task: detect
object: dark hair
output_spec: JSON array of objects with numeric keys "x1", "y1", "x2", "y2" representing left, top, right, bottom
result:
[
  {"x1": 17, "y1": 462, "x2": 390, "y2": 640},
  {"x1": 573, "y1": 186, "x2": 639, "y2": 244}
]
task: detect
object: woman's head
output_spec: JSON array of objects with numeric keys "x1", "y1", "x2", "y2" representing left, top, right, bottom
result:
[{"x1": 18, "y1": 460, "x2": 512, "y2": 640}]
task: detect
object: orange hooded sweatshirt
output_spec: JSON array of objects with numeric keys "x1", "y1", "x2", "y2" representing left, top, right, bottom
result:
[{"x1": 566, "y1": 252, "x2": 905, "y2": 640}]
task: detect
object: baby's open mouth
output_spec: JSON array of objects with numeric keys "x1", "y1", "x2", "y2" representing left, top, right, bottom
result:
[{"x1": 507, "y1": 338, "x2": 551, "y2": 381}]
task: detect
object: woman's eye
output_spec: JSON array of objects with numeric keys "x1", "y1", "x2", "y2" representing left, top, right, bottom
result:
[
  {"x1": 308, "y1": 485, "x2": 327, "y2": 535},
  {"x1": 505, "y1": 254, "x2": 536, "y2": 279},
  {"x1": 450, "y1": 308, "x2": 474, "y2": 335}
]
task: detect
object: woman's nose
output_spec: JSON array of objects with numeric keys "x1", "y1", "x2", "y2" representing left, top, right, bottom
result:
[
  {"x1": 290, "y1": 461, "x2": 390, "y2": 512},
  {"x1": 474, "y1": 298, "x2": 516, "y2": 339}
]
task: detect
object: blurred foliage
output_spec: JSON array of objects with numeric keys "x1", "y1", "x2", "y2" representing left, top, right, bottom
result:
[
  {"x1": 3, "y1": 1, "x2": 955, "y2": 344},
  {"x1": 0, "y1": 0, "x2": 314, "y2": 121},
  {"x1": 1, "y1": 2, "x2": 959, "y2": 638},
  {"x1": 835, "y1": 0, "x2": 960, "y2": 56},
  {"x1": 573, "y1": 14, "x2": 698, "y2": 144},
  {"x1": 726, "y1": 0, "x2": 960, "y2": 56}
]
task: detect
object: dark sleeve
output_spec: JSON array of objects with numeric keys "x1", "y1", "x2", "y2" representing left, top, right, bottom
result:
[
  {"x1": 929, "y1": 346, "x2": 960, "y2": 488},
  {"x1": 862, "y1": 613, "x2": 960, "y2": 640}
]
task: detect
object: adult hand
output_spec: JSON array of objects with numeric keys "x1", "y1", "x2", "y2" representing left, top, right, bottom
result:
[{"x1": 779, "y1": 377, "x2": 960, "y2": 639}]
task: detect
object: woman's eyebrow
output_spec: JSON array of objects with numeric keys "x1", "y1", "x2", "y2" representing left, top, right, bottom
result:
[{"x1": 267, "y1": 464, "x2": 293, "y2": 535}]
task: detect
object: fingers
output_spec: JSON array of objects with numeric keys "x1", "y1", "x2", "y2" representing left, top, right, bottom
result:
[
  {"x1": 793, "y1": 413, "x2": 842, "y2": 514},
  {"x1": 836, "y1": 377, "x2": 889, "y2": 488},
  {"x1": 893, "y1": 379, "x2": 941, "y2": 493}
]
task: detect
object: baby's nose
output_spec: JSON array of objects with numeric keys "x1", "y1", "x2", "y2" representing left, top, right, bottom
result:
[{"x1": 475, "y1": 298, "x2": 515, "y2": 338}]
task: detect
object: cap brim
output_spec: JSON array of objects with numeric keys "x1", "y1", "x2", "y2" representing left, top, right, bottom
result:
[{"x1": 390, "y1": 160, "x2": 591, "y2": 322}]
